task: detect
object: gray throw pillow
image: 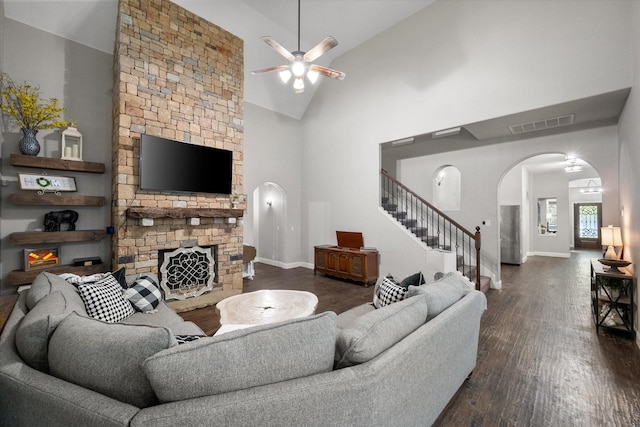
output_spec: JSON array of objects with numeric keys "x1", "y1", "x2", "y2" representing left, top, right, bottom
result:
[
  {"x1": 143, "y1": 312, "x2": 337, "y2": 403},
  {"x1": 26, "y1": 271, "x2": 80, "y2": 311},
  {"x1": 48, "y1": 312, "x2": 176, "y2": 408},
  {"x1": 15, "y1": 290, "x2": 85, "y2": 372},
  {"x1": 335, "y1": 295, "x2": 428, "y2": 369},
  {"x1": 408, "y1": 272, "x2": 471, "y2": 321}
]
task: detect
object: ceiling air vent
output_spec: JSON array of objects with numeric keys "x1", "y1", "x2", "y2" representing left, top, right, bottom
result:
[{"x1": 509, "y1": 114, "x2": 575, "y2": 135}]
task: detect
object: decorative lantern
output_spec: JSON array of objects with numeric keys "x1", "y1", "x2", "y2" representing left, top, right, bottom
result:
[{"x1": 61, "y1": 127, "x2": 83, "y2": 161}]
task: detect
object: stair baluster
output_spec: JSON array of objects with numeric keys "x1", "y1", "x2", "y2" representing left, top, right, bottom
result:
[{"x1": 380, "y1": 169, "x2": 483, "y2": 291}]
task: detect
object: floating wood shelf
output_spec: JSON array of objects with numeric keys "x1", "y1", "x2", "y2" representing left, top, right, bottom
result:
[
  {"x1": 8, "y1": 263, "x2": 108, "y2": 287},
  {"x1": 10, "y1": 153, "x2": 105, "y2": 174},
  {"x1": 9, "y1": 193, "x2": 106, "y2": 206},
  {"x1": 10, "y1": 230, "x2": 107, "y2": 245},
  {"x1": 126, "y1": 207, "x2": 244, "y2": 219}
]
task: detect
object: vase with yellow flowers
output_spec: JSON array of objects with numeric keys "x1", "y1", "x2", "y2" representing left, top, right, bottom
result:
[{"x1": 0, "y1": 72, "x2": 72, "y2": 156}]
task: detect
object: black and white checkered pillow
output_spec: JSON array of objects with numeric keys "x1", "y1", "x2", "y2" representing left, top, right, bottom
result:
[
  {"x1": 124, "y1": 274, "x2": 162, "y2": 313},
  {"x1": 373, "y1": 274, "x2": 409, "y2": 309},
  {"x1": 78, "y1": 275, "x2": 135, "y2": 323},
  {"x1": 175, "y1": 335, "x2": 207, "y2": 345}
]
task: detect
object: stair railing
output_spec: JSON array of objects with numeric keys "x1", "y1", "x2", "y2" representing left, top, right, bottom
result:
[{"x1": 381, "y1": 169, "x2": 482, "y2": 290}]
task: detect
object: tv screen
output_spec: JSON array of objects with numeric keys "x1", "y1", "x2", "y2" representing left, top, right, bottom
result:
[{"x1": 139, "y1": 135, "x2": 232, "y2": 195}]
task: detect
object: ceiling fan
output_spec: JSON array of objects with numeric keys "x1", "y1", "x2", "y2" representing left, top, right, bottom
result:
[{"x1": 251, "y1": 0, "x2": 346, "y2": 93}]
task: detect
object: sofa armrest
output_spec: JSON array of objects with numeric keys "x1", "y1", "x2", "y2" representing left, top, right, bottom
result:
[{"x1": 0, "y1": 293, "x2": 140, "y2": 427}]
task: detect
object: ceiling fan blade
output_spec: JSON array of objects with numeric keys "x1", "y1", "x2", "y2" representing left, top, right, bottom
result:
[
  {"x1": 309, "y1": 64, "x2": 346, "y2": 81},
  {"x1": 260, "y1": 36, "x2": 294, "y2": 61},
  {"x1": 304, "y1": 36, "x2": 338, "y2": 62},
  {"x1": 251, "y1": 65, "x2": 290, "y2": 75}
]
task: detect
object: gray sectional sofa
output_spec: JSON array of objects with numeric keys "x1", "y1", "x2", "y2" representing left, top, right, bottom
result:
[{"x1": 0, "y1": 271, "x2": 487, "y2": 426}]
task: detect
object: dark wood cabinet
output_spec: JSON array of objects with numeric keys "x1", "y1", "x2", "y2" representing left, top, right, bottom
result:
[{"x1": 314, "y1": 245, "x2": 379, "y2": 286}]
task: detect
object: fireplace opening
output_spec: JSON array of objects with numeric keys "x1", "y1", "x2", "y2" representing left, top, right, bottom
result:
[{"x1": 158, "y1": 245, "x2": 218, "y2": 300}]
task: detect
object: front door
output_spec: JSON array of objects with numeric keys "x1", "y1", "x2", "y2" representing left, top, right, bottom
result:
[{"x1": 574, "y1": 203, "x2": 602, "y2": 249}]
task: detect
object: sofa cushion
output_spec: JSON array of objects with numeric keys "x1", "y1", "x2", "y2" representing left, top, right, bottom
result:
[
  {"x1": 373, "y1": 274, "x2": 408, "y2": 308},
  {"x1": 335, "y1": 295, "x2": 428, "y2": 369},
  {"x1": 124, "y1": 274, "x2": 162, "y2": 313},
  {"x1": 78, "y1": 275, "x2": 135, "y2": 323},
  {"x1": 143, "y1": 312, "x2": 337, "y2": 403},
  {"x1": 119, "y1": 301, "x2": 204, "y2": 335},
  {"x1": 26, "y1": 272, "x2": 80, "y2": 311},
  {"x1": 48, "y1": 312, "x2": 176, "y2": 408},
  {"x1": 336, "y1": 303, "x2": 375, "y2": 330},
  {"x1": 15, "y1": 290, "x2": 86, "y2": 372},
  {"x1": 408, "y1": 271, "x2": 472, "y2": 321}
]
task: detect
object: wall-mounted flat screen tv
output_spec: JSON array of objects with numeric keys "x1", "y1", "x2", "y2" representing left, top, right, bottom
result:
[{"x1": 139, "y1": 134, "x2": 232, "y2": 195}]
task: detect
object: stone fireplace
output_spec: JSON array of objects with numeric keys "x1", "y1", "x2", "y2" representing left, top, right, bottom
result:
[{"x1": 111, "y1": 0, "x2": 244, "y2": 306}]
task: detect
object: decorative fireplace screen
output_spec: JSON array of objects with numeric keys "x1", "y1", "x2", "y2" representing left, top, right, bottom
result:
[{"x1": 159, "y1": 246, "x2": 215, "y2": 300}]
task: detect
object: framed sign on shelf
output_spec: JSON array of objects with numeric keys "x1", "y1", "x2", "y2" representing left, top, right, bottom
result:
[
  {"x1": 23, "y1": 247, "x2": 60, "y2": 271},
  {"x1": 17, "y1": 173, "x2": 77, "y2": 193}
]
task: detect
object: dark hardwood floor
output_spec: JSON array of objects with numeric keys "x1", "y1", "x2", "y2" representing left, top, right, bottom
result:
[
  {"x1": 179, "y1": 264, "x2": 373, "y2": 336},
  {"x1": 180, "y1": 251, "x2": 640, "y2": 426}
]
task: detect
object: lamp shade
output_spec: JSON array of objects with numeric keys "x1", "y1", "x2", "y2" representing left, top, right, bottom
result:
[{"x1": 601, "y1": 226, "x2": 622, "y2": 247}]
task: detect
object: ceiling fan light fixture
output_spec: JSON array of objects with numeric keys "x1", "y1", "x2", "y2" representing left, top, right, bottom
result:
[
  {"x1": 252, "y1": 0, "x2": 344, "y2": 93},
  {"x1": 279, "y1": 69, "x2": 292, "y2": 84},
  {"x1": 306, "y1": 69, "x2": 319, "y2": 84},
  {"x1": 293, "y1": 78, "x2": 305, "y2": 93},
  {"x1": 292, "y1": 58, "x2": 306, "y2": 78}
]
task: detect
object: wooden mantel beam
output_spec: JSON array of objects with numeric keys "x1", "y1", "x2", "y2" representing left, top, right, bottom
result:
[{"x1": 126, "y1": 207, "x2": 244, "y2": 219}]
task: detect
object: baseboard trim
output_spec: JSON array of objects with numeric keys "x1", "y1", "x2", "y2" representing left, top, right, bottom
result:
[
  {"x1": 529, "y1": 251, "x2": 570, "y2": 258},
  {"x1": 255, "y1": 258, "x2": 313, "y2": 270}
]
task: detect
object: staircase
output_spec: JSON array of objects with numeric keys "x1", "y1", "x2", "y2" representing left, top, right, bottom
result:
[{"x1": 381, "y1": 169, "x2": 490, "y2": 292}]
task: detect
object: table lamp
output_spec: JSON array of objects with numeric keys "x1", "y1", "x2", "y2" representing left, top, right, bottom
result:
[{"x1": 601, "y1": 225, "x2": 622, "y2": 260}]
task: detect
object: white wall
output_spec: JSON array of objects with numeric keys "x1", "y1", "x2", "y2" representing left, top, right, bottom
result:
[
  {"x1": 243, "y1": 102, "x2": 303, "y2": 266},
  {"x1": 0, "y1": 19, "x2": 113, "y2": 295},
  {"x1": 298, "y1": 0, "x2": 631, "y2": 283},
  {"x1": 530, "y1": 172, "x2": 570, "y2": 257},
  {"x1": 499, "y1": 165, "x2": 523, "y2": 206},
  {"x1": 617, "y1": 0, "x2": 640, "y2": 346}
]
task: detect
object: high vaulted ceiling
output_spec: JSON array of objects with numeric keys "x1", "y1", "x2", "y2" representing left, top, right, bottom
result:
[
  {"x1": 3, "y1": 0, "x2": 436, "y2": 119},
  {"x1": 3, "y1": 0, "x2": 630, "y2": 146}
]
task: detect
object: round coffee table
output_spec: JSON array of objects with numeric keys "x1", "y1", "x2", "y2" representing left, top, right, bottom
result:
[{"x1": 215, "y1": 290, "x2": 318, "y2": 334}]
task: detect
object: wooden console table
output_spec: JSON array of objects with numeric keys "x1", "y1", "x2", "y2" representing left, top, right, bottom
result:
[
  {"x1": 590, "y1": 259, "x2": 636, "y2": 339},
  {"x1": 314, "y1": 231, "x2": 379, "y2": 286}
]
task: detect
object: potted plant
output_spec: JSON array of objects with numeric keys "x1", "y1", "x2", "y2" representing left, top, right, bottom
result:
[
  {"x1": 231, "y1": 193, "x2": 240, "y2": 209},
  {"x1": 598, "y1": 276, "x2": 625, "y2": 300},
  {"x1": 0, "y1": 72, "x2": 72, "y2": 156}
]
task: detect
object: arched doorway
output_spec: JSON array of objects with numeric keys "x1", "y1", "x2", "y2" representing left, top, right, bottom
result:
[{"x1": 498, "y1": 153, "x2": 602, "y2": 265}]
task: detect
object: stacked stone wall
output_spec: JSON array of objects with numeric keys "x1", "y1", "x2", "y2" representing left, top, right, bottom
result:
[{"x1": 112, "y1": 0, "x2": 244, "y2": 297}]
